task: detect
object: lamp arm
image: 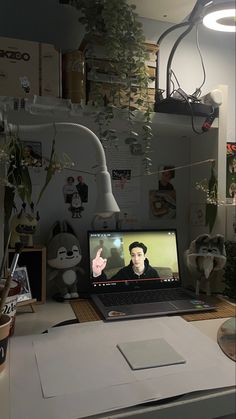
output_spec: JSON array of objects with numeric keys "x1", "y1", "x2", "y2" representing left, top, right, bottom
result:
[
  {"x1": 155, "y1": 0, "x2": 211, "y2": 100},
  {"x1": 188, "y1": 0, "x2": 212, "y2": 24},
  {"x1": 8, "y1": 122, "x2": 120, "y2": 215},
  {"x1": 155, "y1": 21, "x2": 190, "y2": 98},
  {"x1": 166, "y1": 23, "x2": 195, "y2": 97},
  {"x1": 10, "y1": 122, "x2": 107, "y2": 171}
]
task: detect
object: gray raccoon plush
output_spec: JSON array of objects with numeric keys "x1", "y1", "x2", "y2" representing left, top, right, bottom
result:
[
  {"x1": 186, "y1": 234, "x2": 226, "y2": 296},
  {"x1": 47, "y1": 220, "x2": 83, "y2": 301}
]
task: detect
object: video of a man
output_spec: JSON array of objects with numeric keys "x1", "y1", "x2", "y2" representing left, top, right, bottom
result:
[{"x1": 89, "y1": 232, "x2": 179, "y2": 284}]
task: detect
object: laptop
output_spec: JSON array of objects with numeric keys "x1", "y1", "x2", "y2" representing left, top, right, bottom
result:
[{"x1": 88, "y1": 229, "x2": 216, "y2": 321}]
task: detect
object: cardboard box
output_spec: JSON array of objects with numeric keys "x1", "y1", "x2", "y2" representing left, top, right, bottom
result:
[
  {"x1": 0, "y1": 37, "x2": 61, "y2": 98},
  {"x1": 62, "y1": 50, "x2": 85, "y2": 103},
  {"x1": 40, "y1": 43, "x2": 61, "y2": 97}
]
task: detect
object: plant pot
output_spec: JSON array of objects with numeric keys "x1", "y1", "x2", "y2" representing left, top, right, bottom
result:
[
  {"x1": 0, "y1": 279, "x2": 21, "y2": 336},
  {"x1": 0, "y1": 314, "x2": 11, "y2": 373}
]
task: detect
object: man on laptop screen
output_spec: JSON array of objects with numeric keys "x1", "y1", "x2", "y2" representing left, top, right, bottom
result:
[{"x1": 92, "y1": 241, "x2": 159, "y2": 282}]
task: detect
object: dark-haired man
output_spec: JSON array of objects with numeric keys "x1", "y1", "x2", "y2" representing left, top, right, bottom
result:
[{"x1": 92, "y1": 241, "x2": 159, "y2": 281}]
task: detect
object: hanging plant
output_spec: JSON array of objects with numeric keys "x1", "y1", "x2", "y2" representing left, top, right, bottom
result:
[
  {"x1": 59, "y1": 0, "x2": 154, "y2": 170},
  {"x1": 195, "y1": 161, "x2": 218, "y2": 233}
]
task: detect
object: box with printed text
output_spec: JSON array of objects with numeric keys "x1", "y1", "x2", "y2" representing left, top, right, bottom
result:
[{"x1": 0, "y1": 37, "x2": 61, "y2": 98}]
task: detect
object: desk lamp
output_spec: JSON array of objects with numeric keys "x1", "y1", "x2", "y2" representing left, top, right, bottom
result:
[
  {"x1": 9, "y1": 122, "x2": 120, "y2": 218},
  {"x1": 155, "y1": 0, "x2": 236, "y2": 117}
]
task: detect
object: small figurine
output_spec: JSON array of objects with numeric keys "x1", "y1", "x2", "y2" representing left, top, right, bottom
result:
[
  {"x1": 186, "y1": 234, "x2": 226, "y2": 296},
  {"x1": 10, "y1": 203, "x2": 39, "y2": 248},
  {"x1": 68, "y1": 192, "x2": 84, "y2": 218},
  {"x1": 47, "y1": 220, "x2": 83, "y2": 300}
]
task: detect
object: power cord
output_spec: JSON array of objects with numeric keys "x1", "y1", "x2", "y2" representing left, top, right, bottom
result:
[
  {"x1": 169, "y1": 24, "x2": 206, "y2": 103},
  {"x1": 170, "y1": 89, "x2": 215, "y2": 135}
]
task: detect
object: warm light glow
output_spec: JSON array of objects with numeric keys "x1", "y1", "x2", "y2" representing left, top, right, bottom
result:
[{"x1": 203, "y1": 8, "x2": 236, "y2": 32}]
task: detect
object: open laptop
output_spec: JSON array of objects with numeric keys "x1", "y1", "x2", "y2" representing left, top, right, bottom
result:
[{"x1": 88, "y1": 229, "x2": 216, "y2": 321}]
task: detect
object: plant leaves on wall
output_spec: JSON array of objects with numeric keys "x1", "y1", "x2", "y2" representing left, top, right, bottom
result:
[{"x1": 205, "y1": 163, "x2": 218, "y2": 233}]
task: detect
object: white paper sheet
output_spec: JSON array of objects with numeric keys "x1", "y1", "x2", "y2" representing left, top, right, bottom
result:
[{"x1": 10, "y1": 317, "x2": 235, "y2": 419}]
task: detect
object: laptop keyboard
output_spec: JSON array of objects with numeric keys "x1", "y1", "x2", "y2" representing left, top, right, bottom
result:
[{"x1": 99, "y1": 288, "x2": 192, "y2": 307}]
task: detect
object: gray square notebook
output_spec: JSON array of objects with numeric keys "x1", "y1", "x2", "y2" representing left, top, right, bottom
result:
[{"x1": 117, "y1": 338, "x2": 186, "y2": 370}]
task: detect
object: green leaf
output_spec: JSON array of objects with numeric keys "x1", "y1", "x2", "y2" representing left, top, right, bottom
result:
[
  {"x1": 36, "y1": 139, "x2": 55, "y2": 205},
  {"x1": 4, "y1": 186, "x2": 15, "y2": 227},
  {"x1": 205, "y1": 203, "x2": 217, "y2": 233}
]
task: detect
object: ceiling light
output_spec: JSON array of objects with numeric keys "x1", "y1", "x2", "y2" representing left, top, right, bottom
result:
[{"x1": 203, "y1": 4, "x2": 236, "y2": 32}]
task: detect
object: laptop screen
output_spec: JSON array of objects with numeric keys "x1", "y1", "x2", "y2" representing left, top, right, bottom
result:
[{"x1": 88, "y1": 229, "x2": 181, "y2": 292}]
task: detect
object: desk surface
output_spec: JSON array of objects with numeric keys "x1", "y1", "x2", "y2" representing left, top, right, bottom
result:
[{"x1": 2, "y1": 316, "x2": 235, "y2": 419}]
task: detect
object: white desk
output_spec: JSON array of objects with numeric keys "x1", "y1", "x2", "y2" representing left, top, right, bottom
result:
[{"x1": 0, "y1": 317, "x2": 235, "y2": 419}]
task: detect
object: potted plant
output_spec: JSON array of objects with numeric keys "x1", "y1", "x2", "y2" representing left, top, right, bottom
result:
[
  {"x1": 0, "y1": 238, "x2": 24, "y2": 371},
  {"x1": 0, "y1": 312, "x2": 11, "y2": 373},
  {"x1": 0, "y1": 243, "x2": 19, "y2": 373}
]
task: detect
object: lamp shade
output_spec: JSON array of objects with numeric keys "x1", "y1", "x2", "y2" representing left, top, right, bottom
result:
[
  {"x1": 94, "y1": 171, "x2": 120, "y2": 217},
  {"x1": 203, "y1": 2, "x2": 236, "y2": 32}
]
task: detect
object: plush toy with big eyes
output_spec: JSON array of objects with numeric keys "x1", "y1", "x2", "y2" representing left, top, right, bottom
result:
[
  {"x1": 186, "y1": 234, "x2": 226, "y2": 296},
  {"x1": 47, "y1": 220, "x2": 83, "y2": 301}
]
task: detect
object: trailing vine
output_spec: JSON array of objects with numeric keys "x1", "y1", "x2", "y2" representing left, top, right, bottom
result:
[{"x1": 59, "y1": 0, "x2": 154, "y2": 172}]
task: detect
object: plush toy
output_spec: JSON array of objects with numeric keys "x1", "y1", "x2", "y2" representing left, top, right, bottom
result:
[
  {"x1": 185, "y1": 234, "x2": 226, "y2": 296},
  {"x1": 47, "y1": 220, "x2": 83, "y2": 301},
  {"x1": 10, "y1": 203, "x2": 39, "y2": 248}
]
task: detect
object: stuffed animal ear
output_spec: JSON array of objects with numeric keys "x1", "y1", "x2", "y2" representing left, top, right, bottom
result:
[
  {"x1": 188, "y1": 234, "x2": 209, "y2": 254},
  {"x1": 47, "y1": 220, "x2": 61, "y2": 244},
  {"x1": 212, "y1": 234, "x2": 226, "y2": 257},
  {"x1": 61, "y1": 220, "x2": 76, "y2": 236}
]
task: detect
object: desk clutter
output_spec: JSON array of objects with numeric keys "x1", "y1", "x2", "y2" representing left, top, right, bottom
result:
[{"x1": 70, "y1": 296, "x2": 236, "y2": 323}]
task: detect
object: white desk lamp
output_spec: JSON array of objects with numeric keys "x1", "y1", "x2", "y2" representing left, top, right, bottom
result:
[{"x1": 9, "y1": 122, "x2": 120, "y2": 218}]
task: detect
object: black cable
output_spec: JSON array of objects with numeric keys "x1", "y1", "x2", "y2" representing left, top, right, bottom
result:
[
  {"x1": 166, "y1": 23, "x2": 195, "y2": 97},
  {"x1": 170, "y1": 69, "x2": 180, "y2": 90},
  {"x1": 155, "y1": 21, "x2": 190, "y2": 100},
  {"x1": 170, "y1": 89, "x2": 205, "y2": 135}
]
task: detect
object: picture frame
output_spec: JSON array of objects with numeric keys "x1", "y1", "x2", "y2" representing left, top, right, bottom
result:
[
  {"x1": 13, "y1": 266, "x2": 32, "y2": 303},
  {"x1": 22, "y1": 140, "x2": 42, "y2": 167}
]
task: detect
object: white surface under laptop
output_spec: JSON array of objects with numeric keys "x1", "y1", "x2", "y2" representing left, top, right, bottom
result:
[
  {"x1": 10, "y1": 317, "x2": 235, "y2": 419},
  {"x1": 117, "y1": 338, "x2": 186, "y2": 370}
]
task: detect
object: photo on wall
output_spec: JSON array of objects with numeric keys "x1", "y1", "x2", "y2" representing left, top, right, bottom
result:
[
  {"x1": 190, "y1": 204, "x2": 206, "y2": 226},
  {"x1": 22, "y1": 140, "x2": 42, "y2": 167},
  {"x1": 62, "y1": 174, "x2": 88, "y2": 218},
  {"x1": 112, "y1": 169, "x2": 131, "y2": 189},
  {"x1": 226, "y1": 142, "x2": 236, "y2": 202},
  {"x1": 149, "y1": 165, "x2": 176, "y2": 219}
]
